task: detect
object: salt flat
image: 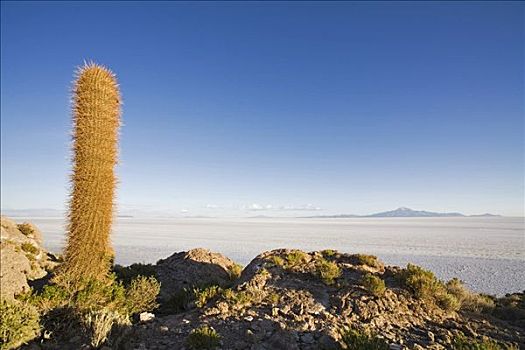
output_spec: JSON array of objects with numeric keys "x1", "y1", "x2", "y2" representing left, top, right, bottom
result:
[{"x1": 15, "y1": 216, "x2": 525, "y2": 296}]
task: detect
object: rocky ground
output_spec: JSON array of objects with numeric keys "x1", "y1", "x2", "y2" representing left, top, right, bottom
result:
[
  {"x1": 0, "y1": 216, "x2": 60, "y2": 301},
  {"x1": 1, "y1": 216, "x2": 523, "y2": 350}
]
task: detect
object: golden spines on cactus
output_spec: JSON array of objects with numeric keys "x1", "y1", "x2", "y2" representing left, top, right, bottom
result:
[{"x1": 57, "y1": 62, "x2": 121, "y2": 285}]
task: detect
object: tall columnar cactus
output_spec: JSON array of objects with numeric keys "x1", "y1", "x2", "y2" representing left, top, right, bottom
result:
[{"x1": 58, "y1": 62, "x2": 121, "y2": 285}]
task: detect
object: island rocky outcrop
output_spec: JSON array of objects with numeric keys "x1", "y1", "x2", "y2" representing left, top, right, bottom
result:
[{"x1": 0, "y1": 217, "x2": 523, "y2": 350}]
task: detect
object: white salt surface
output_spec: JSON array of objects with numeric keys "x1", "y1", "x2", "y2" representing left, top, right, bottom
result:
[{"x1": 14, "y1": 216, "x2": 524, "y2": 296}]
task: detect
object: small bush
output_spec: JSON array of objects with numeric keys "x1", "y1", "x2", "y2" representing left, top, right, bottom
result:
[
  {"x1": 361, "y1": 273, "x2": 386, "y2": 297},
  {"x1": 315, "y1": 259, "x2": 341, "y2": 285},
  {"x1": 446, "y1": 278, "x2": 495, "y2": 313},
  {"x1": 125, "y1": 276, "x2": 160, "y2": 314},
  {"x1": 285, "y1": 250, "x2": 309, "y2": 268},
  {"x1": 340, "y1": 327, "x2": 389, "y2": 350},
  {"x1": 194, "y1": 285, "x2": 222, "y2": 308},
  {"x1": 227, "y1": 263, "x2": 243, "y2": 281},
  {"x1": 321, "y1": 249, "x2": 337, "y2": 258},
  {"x1": 398, "y1": 264, "x2": 460, "y2": 311},
  {"x1": 82, "y1": 308, "x2": 130, "y2": 348},
  {"x1": 0, "y1": 299, "x2": 41, "y2": 350},
  {"x1": 222, "y1": 288, "x2": 263, "y2": 308},
  {"x1": 267, "y1": 292, "x2": 280, "y2": 305},
  {"x1": 186, "y1": 325, "x2": 220, "y2": 350},
  {"x1": 17, "y1": 223, "x2": 35, "y2": 237},
  {"x1": 269, "y1": 255, "x2": 285, "y2": 267},
  {"x1": 437, "y1": 292, "x2": 461, "y2": 312},
  {"x1": 452, "y1": 334, "x2": 518, "y2": 350},
  {"x1": 399, "y1": 264, "x2": 443, "y2": 300},
  {"x1": 29, "y1": 284, "x2": 69, "y2": 311},
  {"x1": 21, "y1": 242, "x2": 39, "y2": 255},
  {"x1": 492, "y1": 293, "x2": 525, "y2": 324},
  {"x1": 354, "y1": 254, "x2": 381, "y2": 269},
  {"x1": 113, "y1": 263, "x2": 156, "y2": 285},
  {"x1": 165, "y1": 288, "x2": 193, "y2": 313}
]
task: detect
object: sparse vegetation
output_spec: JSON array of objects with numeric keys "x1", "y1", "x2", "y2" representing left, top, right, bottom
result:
[
  {"x1": 446, "y1": 278, "x2": 495, "y2": 313},
  {"x1": 24, "y1": 273, "x2": 159, "y2": 346},
  {"x1": 222, "y1": 287, "x2": 264, "y2": 308},
  {"x1": 340, "y1": 327, "x2": 389, "y2": 350},
  {"x1": 492, "y1": 293, "x2": 525, "y2": 325},
  {"x1": 452, "y1": 334, "x2": 518, "y2": 350},
  {"x1": 321, "y1": 249, "x2": 337, "y2": 258},
  {"x1": 285, "y1": 250, "x2": 309, "y2": 268},
  {"x1": 361, "y1": 273, "x2": 386, "y2": 297},
  {"x1": 194, "y1": 285, "x2": 223, "y2": 308},
  {"x1": 82, "y1": 308, "x2": 130, "y2": 348},
  {"x1": 397, "y1": 263, "x2": 461, "y2": 311},
  {"x1": 125, "y1": 276, "x2": 160, "y2": 314},
  {"x1": 17, "y1": 223, "x2": 36, "y2": 237},
  {"x1": 186, "y1": 325, "x2": 220, "y2": 349},
  {"x1": 21, "y1": 242, "x2": 39, "y2": 255},
  {"x1": 165, "y1": 288, "x2": 193, "y2": 313},
  {"x1": 227, "y1": 263, "x2": 243, "y2": 281},
  {"x1": 113, "y1": 263, "x2": 156, "y2": 285},
  {"x1": 0, "y1": 299, "x2": 41, "y2": 350},
  {"x1": 269, "y1": 255, "x2": 285, "y2": 267},
  {"x1": 315, "y1": 258, "x2": 341, "y2": 285},
  {"x1": 354, "y1": 254, "x2": 381, "y2": 269}
]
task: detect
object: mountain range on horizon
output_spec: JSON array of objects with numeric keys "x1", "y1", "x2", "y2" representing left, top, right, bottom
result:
[
  {"x1": 302, "y1": 207, "x2": 501, "y2": 218},
  {"x1": 0, "y1": 206, "x2": 502, "y2": 218}
]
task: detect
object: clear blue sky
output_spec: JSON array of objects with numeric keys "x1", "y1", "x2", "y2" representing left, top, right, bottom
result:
[{"x1": 1, "y1": 1, "x2": 524, "y2": 217}]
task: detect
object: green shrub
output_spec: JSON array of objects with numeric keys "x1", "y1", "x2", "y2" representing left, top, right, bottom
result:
[
  {"x1": 222, "y1": 287, "x2": 263, "y2": 308},
  {"x1": 492, "y1": 293, "x2": 525, "y2": 323},
  {"x1": 165, "y1": 288, "x2": 193, "y2": 313},
  {"x1": 452, "y1": 334, "x2": 518, "y2": 350},
  {"x1": 361, "y1": 273, "x2": 386, "y2": 297},
  {"x1": 125, "y1": 276, "x2": 160, "y2": 314},
  {"x1": 286, "y1": 250, "x2": 309, "y2": 268},
  {"x1": 29, "y1": 284, "x2": 69, "y2": 311},
  {"x1": 21, "y1": 242, "x2": 39, "y2": 255},
  {"x1": 269, "y1": 255, "x2": 285, "y2": 267},
  {"x1": 17, "y1": 223, "x2": 36, "y2": 237},
  {"x1": 446, "y1": 278, "x2": 495, "y2": 313},
  {"x1": 340, "y1": 327, "x2": 389, "y2": 350},
  {"x1": 82, "y1": 308, "x2": 130, "y2": 348},
  {"x1": 398, "y1": 264, "x2": 460, "y2": 311},
  {"x1": 399, "y1": 264, "x2": 443, "y2": 299},
  {"x1": 354, "y1": 254, "x2": 381, "y2": 269},
  {"x1": 186, "y1": 325, "x2": 220, "y2": 349},
  {"x1": 315, "y1": 259, "x2": 341, "y2": 285},
  {"x1": 321, "y1": 249, "x2": 337, "y2": 258},
  {"x1": 437, "y1": 292, "x2": 461, "y2": 312},
  {"x1": 227, "y1": 264, "x2": 243, "y2": 281},
  {"x1": 0, "y1": 299, "x2": 41, "y2": 350},
  {"x1": 113, "y1": 263, "x2": 156, "y2": 285},
  {"x1": 194, "y1": 285, "x2": 222, "y2": 308}
]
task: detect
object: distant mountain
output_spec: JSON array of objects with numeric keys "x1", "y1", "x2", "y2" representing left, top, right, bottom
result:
[
  {"x1": 367, "y1": 207, "x2": 465, "y2": 217},
  {"x1": 469, "y1": 213, "x2": 501, "y2": 217},
  {"x1": 304, "y1": 207, "x2": 500, "y2": 218}
]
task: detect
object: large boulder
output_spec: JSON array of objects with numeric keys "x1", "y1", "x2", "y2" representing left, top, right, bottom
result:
[
  {"x1": 155, "y1": 248, "x2": 238, "y2": 302},
  {"x1": 0, "y1": 216, "x2": 58, "y2": 300}
]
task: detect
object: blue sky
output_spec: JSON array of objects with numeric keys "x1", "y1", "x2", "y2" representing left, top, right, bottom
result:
[{"x1": 1, "y1": 1, "x2": 524, "y2": 217}]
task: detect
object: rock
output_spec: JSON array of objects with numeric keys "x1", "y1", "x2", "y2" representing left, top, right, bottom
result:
[
  {"x1": 0, "y1": 216, "x2": 54, "y2": 300},
  {"x1": 244, "y1": 316, "x2": 254, "y2": 322},
  {"x1": 139, "y1": 312, "x2": 155, "y2": 322},
  {"x1": 300, "y1": 333, "x2": 315, "y2": 344},
  {"x1": 0, "y1": 242, "x2": 31, "y2": 300},
  {"x1": 155, "y1": 248, "x2": 238, "y2": 302},
  {"x1": 318, "y1": 334, "x2": 339, "y2": 349}
]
